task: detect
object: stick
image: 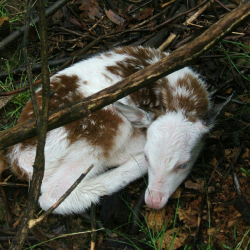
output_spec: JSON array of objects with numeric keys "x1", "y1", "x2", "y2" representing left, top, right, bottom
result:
[
  {"x1": 158, "y1": 0, "x2": 211, "y2": 51},
  {"x1": 21, "y1": 0, "x2": 39, "y2": 122},
  {"x1": 0, "y1": 0, "x2": 72, "y2": 50},
  {"x1": 8, "y1": 0, "x2": 51, "y2": 248}
]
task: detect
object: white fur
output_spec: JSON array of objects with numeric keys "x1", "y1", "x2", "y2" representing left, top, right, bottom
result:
[{"x1": 9, "y1": 47, "x2": 211, "y2": 214}]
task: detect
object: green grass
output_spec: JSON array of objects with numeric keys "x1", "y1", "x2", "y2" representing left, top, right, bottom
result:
[
  {"x1": 240, "y1": 168, "x2": 250, "y2": 178},
  {"x1": 0, "y1": 61, "x2": 30, "y2": 130},
  {"x1": 101, "y1": 197, "x2": 182, "y2": 250},
  {"x1": 219, "y1": 226, "x2": 250, "y2": 250},
  {"x1": 0, "y1": 0, "x2": 26, "y2": 29},
  {"x1": 218, "y1": 40, "x2": 250, "y2": 82}
]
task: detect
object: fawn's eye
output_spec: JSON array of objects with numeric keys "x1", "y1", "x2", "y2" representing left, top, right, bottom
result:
[{"x1": 178, "y1": 162, "x2": 189, "y2": 170}]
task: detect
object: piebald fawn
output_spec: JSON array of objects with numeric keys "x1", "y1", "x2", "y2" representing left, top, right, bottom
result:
[{"x1": 8, "y1": 46, "x2": 229, "y2": 214}]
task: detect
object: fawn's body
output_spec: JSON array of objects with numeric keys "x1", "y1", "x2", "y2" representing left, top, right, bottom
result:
[{"x1": 8, "y1": 46, "x2": 212, "y2": 214}]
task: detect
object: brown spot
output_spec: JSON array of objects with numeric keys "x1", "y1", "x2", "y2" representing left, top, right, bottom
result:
[
  {"x1": 103, "y1": 73, "x2": 112, "y2": 82},
  {"x1": 106, "y1": 47, "x2": 166, "y2": 79},
  {"x1": 158, "y1": 78, "x2": 177, "y2": 113},
  {"x1": 64, "y1": 108, "x2": 123, "y2": 158},
  {"x1": 113, "y1": 46, "x2": 165, "y2": 63},
  {"x1": 18, "y1": 74, "x2": 83, "y2": 149},
  {"x1": 175, "y1": 73, "x2": 210, "y2": 120},
  {"x1": 106, "y1": 46, "x2": 169, "y2": 114},
  {"x1": 107, "y1": 47, "x2": 209, "y2": 121},
  {"x1": 104, "y1": 52, "x2": 112, "y2": 57}
]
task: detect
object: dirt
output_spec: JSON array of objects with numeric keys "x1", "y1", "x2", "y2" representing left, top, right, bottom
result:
[{"x1": 0, "y1": 0, "x2": 250, "y2": 249}]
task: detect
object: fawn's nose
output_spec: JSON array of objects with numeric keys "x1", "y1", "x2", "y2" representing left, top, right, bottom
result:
[{"x1": 145, "y1": 189, "x2": 168, "y2": 210}]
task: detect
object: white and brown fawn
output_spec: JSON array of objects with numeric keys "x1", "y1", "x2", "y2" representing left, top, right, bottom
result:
[{"x1": 8, "y1": 46, "x2": 228, "y2": 214}]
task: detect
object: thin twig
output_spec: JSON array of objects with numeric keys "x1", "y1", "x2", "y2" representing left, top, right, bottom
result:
[
  {"x1": 0, "y1": 0, "x2": 72, "y2": 50},
  {"x1": 8, "y1": 0, "x2": 51, "y2": 248},
  {"x1": 0, "y1": 182, "x2": 28, "y2": 187},
  {"x1": 158, "y1": 0, "x2": 210, "y2": 51},
  {"x1": 215, "y1": 0, "x2": 233, "y2": 11},
  {"x1": 90, "y1": 203, "x2": 97, "y2": 250},
  {"x1": 220, "y1": 143, "x2": 245, "y2": 186},
  {"x1": 153, "y1": 0, "x2": 208, "y2": 32},
  {"x1": 128, "y1": 0, "x2": 155, "y2": 14},
  {"x1": 28, "y1": 164, "x2": 94, "y2": 229},
  {"x1": 210, "y1": 0, "x2": 220, "y2": 20},
  {"x1": 21, "y1": 0, "x2": 39, "y2": 122},
  {"x1": 191, "y1": 196, "x2": 205, "y2": 250}
]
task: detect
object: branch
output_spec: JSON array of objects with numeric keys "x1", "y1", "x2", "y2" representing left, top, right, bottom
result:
[
  {"x1": 21, "y1": 0, "x2": 39, "y2": 122},
  {"x1": 0, "y1": 0, "x2": 72, "y2": 50},
  {"x1": 1, "y1": 1, "x2": 250, "y2": 151},
  {"x1": 8, "y1": 0, "x2": 51, "y2": 249}
]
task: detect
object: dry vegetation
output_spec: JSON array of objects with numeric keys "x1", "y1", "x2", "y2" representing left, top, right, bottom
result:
[{"x1": 0, "y1": 0, "x2": 250, "y2": 249}]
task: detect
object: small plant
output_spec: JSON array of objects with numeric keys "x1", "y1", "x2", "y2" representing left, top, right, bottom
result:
[
  {"x1": 0, "y1": 61, "x2": 30, "y2": 129},
  {"x1": 218, "y1": 40, "x2": 250, "y2": 82},
  {"x1": 240, "y1": 168, "x2": 250, "y2": 178},
  {"x1": 219, "y1": 226, "x2": 250, "y2": 250},
  {"x1": 105, "y1": 196, "x2": 182, "y2": 250},
  {"x1": 0, "y1": 0, "x2": 26, "y2": 30}
]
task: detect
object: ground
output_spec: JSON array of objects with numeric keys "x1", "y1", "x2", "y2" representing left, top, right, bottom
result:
[{"x1": 0, "y1": 0, "x2": 250, "y2": 249}]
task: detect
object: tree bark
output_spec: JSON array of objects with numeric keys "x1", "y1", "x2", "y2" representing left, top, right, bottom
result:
[{"x1": 1, "y1": 1, "x2": 250, "y2": 151}]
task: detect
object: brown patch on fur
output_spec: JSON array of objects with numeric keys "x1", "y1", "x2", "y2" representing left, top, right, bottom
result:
[
  {"x1": 103, "y1": 73, "x2": 112, "y2": 82},
  {"x1": 175, "y1": 73, "x2": 210, "y2": 120},
  {"x1": 106, "y1": 47, "x2": 166, "y2": 79},
  {"x1": 106, "y1": 47, "x2": 169, "y2": 113},
  {"x1": 107, "y1": 47, "x2": 209, "y2": 122},
  {"x1": 113, "y1": 46, "x2": 165, "y2": 63},
  {"x1": 104, "y1": 52, "x2": 112, "y2": 57},
  {"x1": 18, "y1": 74, "x2": 83, "y2": 148},
  {"x1": 64, "y1": 108, "x2": 123, "y2": 158},
  {"x1": 157, "y1": 78, "x2": 177, "y2": 113}
]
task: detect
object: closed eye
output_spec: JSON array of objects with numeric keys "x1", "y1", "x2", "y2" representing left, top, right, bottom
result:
[{"x1": 178, "y1": 162, "x2": 189, "y2": 170}]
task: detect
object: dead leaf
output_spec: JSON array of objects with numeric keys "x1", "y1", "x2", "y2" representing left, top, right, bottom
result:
[
  {"x1": 171, "y1": 187, "x2": 182, "y2": 198},
  {"x1": 51, "y1": 9, "x2": 64, "y2": 24},
  {"x1": 178, "y1": 207, "x2": 197, "y2": 228},
  {"x1": 208, "y1": 186, "x2": 215, "y2": 193},
  {"x1": 207, "y1": 227, "x2": 217, "y2": 235},
  {"x1": 78, "y1": 0, "x2": 103, "y2": 21},
  {"x1": 185, "y1": 179, "x2": 205, "y2": 190},
  {"x1": 146, "y1": 208, "x2": 166, "y2": 231},
  {"x1": 159, "y1": 229, "x2": 188, "y2": 249},
  {"x1": 0, "y1": 95, "x2": 12, "y2": 110},
  {"x1": 138, "y1": 8, "x2": 154, "y2": 21},
  {"x1": 105, "y1": 9, "x2": 125, "y2": 26},
  {"x1": 75, "y1": 41, "x2": 87, "y2": 48},
  {"x1": 69, "y1": 17, "x2": 83, "y2": 29}
]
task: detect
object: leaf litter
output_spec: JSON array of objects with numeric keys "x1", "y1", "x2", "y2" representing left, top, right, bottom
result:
[{"x1": 0, "y1": 0, "x2": 250, "y2": 249}]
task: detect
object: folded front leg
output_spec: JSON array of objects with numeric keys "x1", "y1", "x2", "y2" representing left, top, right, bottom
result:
[{"x1": 39, "y1": 153, "x2": 147, "y2": 214}]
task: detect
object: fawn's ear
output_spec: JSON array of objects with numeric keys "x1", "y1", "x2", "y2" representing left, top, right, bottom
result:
[
  {"x1": 201, "y1": 94, "x2": 233, "y2": 128},
  {"x1": 113, "y1": 102, "x2": 155, "y2": 128}
]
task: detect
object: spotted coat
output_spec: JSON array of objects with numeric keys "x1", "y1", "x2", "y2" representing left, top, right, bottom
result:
[{"x1": 8, "y1": 46, "x2": 212, "y2": 214}]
